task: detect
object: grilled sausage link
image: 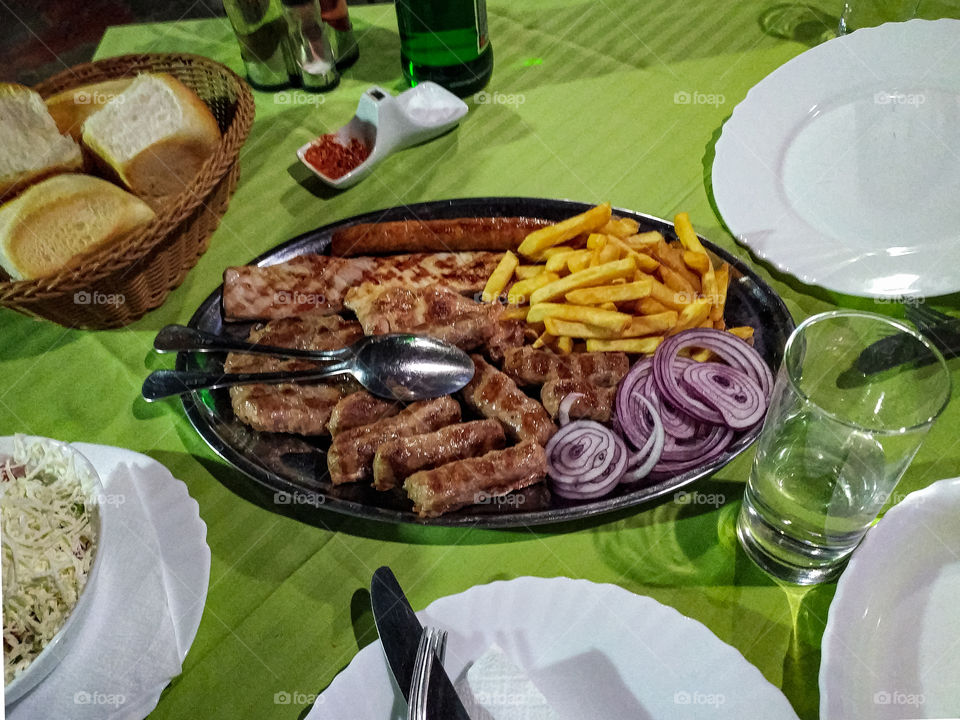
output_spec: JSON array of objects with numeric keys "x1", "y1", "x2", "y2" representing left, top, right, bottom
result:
[
  {"x1": 502, "y1": 347, "x2": 629, "y2": 387},
  {"x1": 373, "y1": 419, "x2": 505, "y2": 491},
  {"x1": 404, "y1": 440, "x2": 548, "y2": 518},
  {"x1": 326, "y1": 396, "x2": 461, "y2": 485}
]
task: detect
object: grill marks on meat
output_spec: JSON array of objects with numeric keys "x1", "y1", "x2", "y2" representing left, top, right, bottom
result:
[
  {"x1": 502, "y1": 347, "x2": 629, "y2": 387},
  {"x1": 222, "y1": 252, "x2": 501, "y2": 321},
  {"x1": 404, "y1": 440, "x2": 548, "y2": 518},
  {"x1": 461, "y1": 355, "x2": 557, "y2": 446},
  {"x1": 327, "y1": 391, "x2": 401, "y2": 436},
  {"x1": 344, "y1": 285, "x2": 501, "y2": 350},
  {"x1": 224, "y1": 314, "x2": 364, "y2": 435},
  {"x1": 541, "y1": 379, "x2": 616, "y2": 422},
  {"x1": 372, "y1": 419, "x2": 505, "y2": 491},
  {"x1": 326, "y1": 396, "x2": 461, "y2": 485}
]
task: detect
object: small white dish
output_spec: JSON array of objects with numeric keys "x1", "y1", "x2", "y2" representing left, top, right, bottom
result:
[
  {"x1": 820, "y1": 476, "x2": 960, "y2": 720},
  {"x1": 713, "y1": 19, "x2": 960, "y2": 298},
  {"x1": 307, "y1": 576, "x2": 799, "y2": 719},
  {"x1": 1, "y1": 436, "x2": 105, "y2": 705},
  {"x1": 297, "y1": 82, "x2": 468, "y2": 190}
]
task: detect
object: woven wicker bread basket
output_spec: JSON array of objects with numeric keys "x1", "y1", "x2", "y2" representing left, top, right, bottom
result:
[{"x1": 0, "y1": 53, "x2": 255, "y2": 329}]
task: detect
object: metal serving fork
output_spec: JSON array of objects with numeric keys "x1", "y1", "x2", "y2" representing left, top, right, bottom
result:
[{"x1": 408, "y1": 627, "x2": 448, "y2": 720}]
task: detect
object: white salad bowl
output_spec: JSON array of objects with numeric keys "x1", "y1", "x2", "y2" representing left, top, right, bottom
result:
[{"x1": 1, "y1": 435, "x2": 106, "y2": 705}]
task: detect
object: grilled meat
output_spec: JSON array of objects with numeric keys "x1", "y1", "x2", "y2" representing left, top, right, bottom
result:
[
  {"x1": 541, "y1": 378, "x2": 616, "y2": 422},
  {"x1": 327, "y1": 391, "x2": 401, "y2": 436},
  {"x1": 372, "y1": 419, "x2": 505, "y2": 491},
  {"x1": 461, "y1": 355, "x2": 556, "y2": 446},
  {"x1": 326, "y1": 396, "x2": 461, "y2": 485},
  {"x1": 502, "y1": 347, "x2": 629, "y2": 387},
  {"x1": 404, "y1": 440, "x2": 548, "y2": 518},
  {"x1": 344, "y1": 285, "x2": 500, "y2": 350},
  {"x1": 224, "y1": 314, "x2": 364, "y2": 435},
  {"x1": 222, "y1": 252, "x2": 501, "y2": 321},
  {"x1": 329, "y1": 216, "x2": 550, "y2": 256}
]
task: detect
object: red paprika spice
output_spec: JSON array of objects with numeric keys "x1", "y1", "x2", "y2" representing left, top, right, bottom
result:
[{"x1": 304, "y1": 135, "x2": 370, "y2": 178}]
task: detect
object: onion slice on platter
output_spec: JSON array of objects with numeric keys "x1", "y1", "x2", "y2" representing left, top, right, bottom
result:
[
  {"x1": 557, "y1": 393, "x2": 584, "y2": 427},
  {"x1": 622, "y1": 393, "x2": 664, "y2": 483},
  {"x1": 681, "y1": 362, "x2": 766, "y2": 429},
  {"x1": 652, "y1": 329, "x2": 773, "y2": 425},
  {"x1": 546, "y1": 421, "x2": 627, "y2": 500}
]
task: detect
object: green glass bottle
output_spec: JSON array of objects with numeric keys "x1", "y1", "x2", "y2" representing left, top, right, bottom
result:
[{"x1": 395, "y1": 0, "x2": 494, "y2": 97}]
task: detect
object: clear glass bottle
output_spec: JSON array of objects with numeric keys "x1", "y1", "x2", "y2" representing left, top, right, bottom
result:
[{"x1": 395, "y1": 0, "x2": 493, "y2": 97}]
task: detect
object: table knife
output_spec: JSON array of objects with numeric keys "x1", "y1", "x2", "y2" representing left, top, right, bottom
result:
[{"x1": 369, "y1": 567, "x2": 471, "y2": 719}]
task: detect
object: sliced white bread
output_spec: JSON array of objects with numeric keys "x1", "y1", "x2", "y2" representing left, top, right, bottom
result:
[
  {"x1": 81, "y1": 73, "x2": 221, "y2": 197},
  {"x1": 0, "y1": 173, "x2": 156, "y2": 280},
  {"x1": 45, "y1": 77, "x2": 134, "y2": 142},
  {"x1": 0, "y1": 83, "x2": 82, "y2": 201}
]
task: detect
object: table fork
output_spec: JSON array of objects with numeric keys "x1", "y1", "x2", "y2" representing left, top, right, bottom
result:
[{"x1": 408, "y1": 626, "x2": 448, "y2": 720}]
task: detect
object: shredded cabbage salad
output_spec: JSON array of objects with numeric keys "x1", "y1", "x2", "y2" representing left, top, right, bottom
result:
[{"x1": 1, "y1": 436, "x2": 98, "y2": 684}]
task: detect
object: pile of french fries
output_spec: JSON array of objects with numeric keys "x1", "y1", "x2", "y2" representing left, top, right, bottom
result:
[{"x1": 481, "y1": 203, "x2": 754, "y2": 355}]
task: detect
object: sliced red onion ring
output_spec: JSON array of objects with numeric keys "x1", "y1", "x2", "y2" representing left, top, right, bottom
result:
[
  {"x1": 652, "y1": 329, "x2": 772, "y2": 425},
  {"x1": 623, "y1": 393, "x2": 664, "y2": 483},
  {"x1": 546, "y1": 421, "x2": 627, "y2": 499},
  {"x1": 658, "y1": 423, "x2": 733, "y2": 463},
  {"x1": 681, "y1": 362, "x2": 766, "y2": 429},
  {"x1": 557, "y1": 393, "x2": 584, "y2": 427}
]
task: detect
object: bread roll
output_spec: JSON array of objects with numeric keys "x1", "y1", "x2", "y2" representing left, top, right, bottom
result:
[
  {"x1": 45, "y1": 78, "x2": 134, "y2": 142},
  {"x1": 0, "y1": 173, "x2": 155, "y2": 280},
  {"x1": 81, "y1": 73, "x2": 221, "y2": 197},
  {"x1": 0, "y1": 83, "x2": 82, "y2": 201}
]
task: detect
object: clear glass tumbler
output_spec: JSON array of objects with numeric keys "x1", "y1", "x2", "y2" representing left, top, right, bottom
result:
[{"x1": 737, "y1": 310, "x2": 951, "y2": 584}]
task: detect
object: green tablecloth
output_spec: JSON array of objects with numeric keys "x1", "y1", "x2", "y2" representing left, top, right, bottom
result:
[{"x1": 2, "y1": 3, "x2": 958, "y2": 718}]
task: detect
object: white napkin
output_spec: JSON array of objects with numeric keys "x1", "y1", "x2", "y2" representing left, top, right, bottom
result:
[
  {"x1": 456, "y1": 644, "x2": 560, "y2": 720},
  {"x1": 9, "y1": 455, "x2": 183, "y2": 720}
]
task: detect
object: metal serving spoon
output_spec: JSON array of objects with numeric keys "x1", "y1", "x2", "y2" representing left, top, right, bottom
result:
[{"x1": 142, "y1": 327, "x2": 475, "y2": 403}]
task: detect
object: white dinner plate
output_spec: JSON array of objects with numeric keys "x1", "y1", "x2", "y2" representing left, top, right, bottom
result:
[
  {"x1": 7, "y1": 443, "x2": 210, "y2": 719},
  {"x1": 308, "y1": 576, "x2": 799, "y2": 719},
  {"x1": 713, "y1": 19, "x2": 960, "y2": 298},
  {"x1": 820, "y1": 477, "x2": 960, "y2": 719}
]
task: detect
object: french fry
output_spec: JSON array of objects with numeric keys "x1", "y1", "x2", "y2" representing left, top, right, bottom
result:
[
  {"x1": 567, "y1": 252, "x2": 593, "y2": 273},
  {"x1": 688, "y1": 347, "x2": 713, "y2": 362},
  {"x1": 542, "y1": 245, "x2": 576, "y2": 259},
  {"x1": 659, "y1": 264, "x2": 696, "y2": 296},
  {"x1": 674, "y1": 212, "x2": 717, "y2": 304},
  {"x1": 672, "y1": 298, "x2": 712, "y2": 333},
  {"x1": 543, "y1": 317, "x2": 619, "y2": 339},
  {"x1": 586, "y1": 337, "x2": 664, "y2": 354},
  {"x1": 532, "y1": 330, "x2": 553, "y2": 349},
  {"x1": 555, "y1": 336, "x2": 573, "y2": 354},
  {"x1": 710, "y1": 263, "x2": 730, "y2": 322},
  {"x1": 481, "y1": 251, "x2": 519, "y2": 303},
  {"x1": 607, "y1": 236, "x2": 660, "y2": 273},
  {"x1": 728, "y1": 326, "x2": 755, "y2": 342},
  {"x1": 527, "y1": 303, "x2": 632, "y2": 332},
  {"x1": 586, "y1": 233, "x2": 608, "y2": 250},
  {"x1": 507, "y1": 272, "x2": 559, "y2": 305},
  {"x1": 529, "y1": 257, "x2": 636, "y2": 305},
  {"x1": 518, "y1": 202, "x2": 612, "y2": 258},
  {"x1": 622, "y1": 311, "x2": 679, "y2": 337},
  {"x1": 545, "y1": 249, "x2": 579, "y2": 273},
  {"x1": 565, "y1": 278, "x2": 652, "y2": 305},
  {"x1": 624, "y1": 231, "x2": 664, "y2": 252},
  {"x1": 637, "y1": 297, "x2": 671, "y2": 315},
  {"x1": 682, "y1": 250, "x2": 710, "y2": 275},
  {"x1": 598, "y1": 302, "x2": 618, "y2": 312},
  {"x1": 657, "y1": 239, "x2": 702, "y2": 291},
  {"x1": 649, "y1": 277, "x2": 692, "y2": 311},
  {"x1": 600, "y1": 216, "x2": 640, "y2": 238},
  {"x1": 514, "y1": 264, "x2": 545, "y2": 280},
  {"x1": 501, "y1": 307, "x2": 530, "y2": 321},
  {"x1": 593, "y1": 243, "x2": 620, "y2": 266},
  {"x1": 714, "y1": 317, "x2": 727, "y2": 331}
]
